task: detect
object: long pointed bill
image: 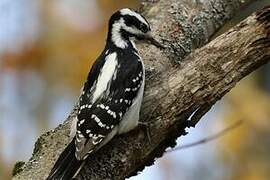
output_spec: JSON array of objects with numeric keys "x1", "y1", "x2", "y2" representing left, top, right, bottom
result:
[{"x1": 143, "y1": 33, "x2": 165, "y2": 49}]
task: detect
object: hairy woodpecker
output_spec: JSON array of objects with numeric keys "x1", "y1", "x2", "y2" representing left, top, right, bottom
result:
[{"x1": 46, "y1": 8, "x2": 163, "y2": 180}]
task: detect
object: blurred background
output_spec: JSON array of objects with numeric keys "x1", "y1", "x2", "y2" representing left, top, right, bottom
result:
[{"x1": 0, "y1": 0, "x2": 269, "y2": 179}]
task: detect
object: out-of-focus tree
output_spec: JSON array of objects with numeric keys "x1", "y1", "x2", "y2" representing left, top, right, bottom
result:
[{"x1": 219, "y1": 74, "x2": 270, "y2": 180}]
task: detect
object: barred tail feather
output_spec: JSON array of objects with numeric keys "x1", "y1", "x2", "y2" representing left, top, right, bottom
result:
[{"x1": 46, "y1": 138, "x2": 83, "y2": 180}]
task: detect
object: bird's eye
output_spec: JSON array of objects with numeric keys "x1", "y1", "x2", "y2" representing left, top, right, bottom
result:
[
  {"x1": 125, "y1": 18, "x2": 133, "y2": 27},
  {"x1": 140, "y1": 23, "x2": 148, "y2": 33}
]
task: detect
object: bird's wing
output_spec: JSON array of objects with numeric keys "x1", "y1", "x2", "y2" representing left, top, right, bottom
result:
[{"x1": 75, "y1": 57, "x2": 144, "y2": 160}]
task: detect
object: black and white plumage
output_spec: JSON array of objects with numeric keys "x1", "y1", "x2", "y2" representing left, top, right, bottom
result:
[{"x1": 47, "y1": 8, "x2": 163, "y2": 180}]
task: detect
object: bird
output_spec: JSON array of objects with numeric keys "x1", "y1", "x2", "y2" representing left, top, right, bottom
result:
[{"x1": 46, "y1": 8, "x2": 163, "y2": 180}]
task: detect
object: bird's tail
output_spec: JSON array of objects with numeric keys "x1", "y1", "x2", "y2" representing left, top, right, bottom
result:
[{"x1": 46, "y1": 138, "x2": 84, "y2": 180}]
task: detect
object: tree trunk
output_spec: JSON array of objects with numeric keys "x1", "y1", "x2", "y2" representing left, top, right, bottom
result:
[{"x1": 13, "y1": 0, "x2": 270, "y2": 180}]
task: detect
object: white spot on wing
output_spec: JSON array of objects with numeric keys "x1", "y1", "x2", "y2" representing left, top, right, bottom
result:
[
  {"x1": 91, "y1": 114, "x2": 107, "y2": 128},
  {"x1": 78, "y1": 119, "x2": 85, "y2": 127}
]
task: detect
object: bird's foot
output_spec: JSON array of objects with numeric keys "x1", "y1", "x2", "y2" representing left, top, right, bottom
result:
[{"x1": 138, "y1": 121, "x2": 152, "y2": 145}]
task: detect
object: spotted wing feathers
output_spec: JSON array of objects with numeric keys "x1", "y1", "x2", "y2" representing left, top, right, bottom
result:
[{"x1": 75, "y1": 54, "x2": 143, "y2": 160}]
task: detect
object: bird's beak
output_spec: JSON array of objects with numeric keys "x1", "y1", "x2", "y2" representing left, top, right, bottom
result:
[{"x1": 143, "y1": 32, "x2": 165, "y2": 49}]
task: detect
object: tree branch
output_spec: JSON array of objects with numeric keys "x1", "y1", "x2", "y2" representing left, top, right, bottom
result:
[
  {"x1": 13, "y1": 0, "x2": 269, "y2": 180},
  {"x1": 166, "y1": 120, "x2": 243, "y2": 152}
]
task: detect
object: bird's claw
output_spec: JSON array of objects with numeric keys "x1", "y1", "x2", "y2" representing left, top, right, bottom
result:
[{"x1": 138, "y1": 122, "x2": 152, "y2": 145}]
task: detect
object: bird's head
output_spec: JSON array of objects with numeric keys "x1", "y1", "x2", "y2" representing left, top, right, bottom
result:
[{"x1": 107, "y1": 8, "x2": 163, "y2": 49}]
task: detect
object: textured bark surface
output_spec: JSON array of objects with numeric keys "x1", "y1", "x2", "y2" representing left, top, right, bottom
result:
[{"x1": 13, "y1": 0, "x2": 270, "y2": 180}]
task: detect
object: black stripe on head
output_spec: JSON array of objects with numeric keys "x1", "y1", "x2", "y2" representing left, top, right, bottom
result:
[
  {"x1": 123, "y1": 15, "x2": 150, "y2": 33},
  {"x1": 107, "y1": 8, "x2": 151, "y2": 46}
]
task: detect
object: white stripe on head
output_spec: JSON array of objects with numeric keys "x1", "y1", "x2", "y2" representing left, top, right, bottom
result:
[
  {"x1": 111, "y1": 18, "x2": 128, "y2": 48},
  {"x1": 111, "y1": 18, "x2": 140, "y2": 48},
  {"x1": 120, "y1": 8, "x2": 149, "y2": 27}
]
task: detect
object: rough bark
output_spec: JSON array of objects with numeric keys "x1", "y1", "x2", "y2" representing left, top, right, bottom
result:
[{"x1": 13, "y1": 0, "x2": 270, "y2": 180}]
